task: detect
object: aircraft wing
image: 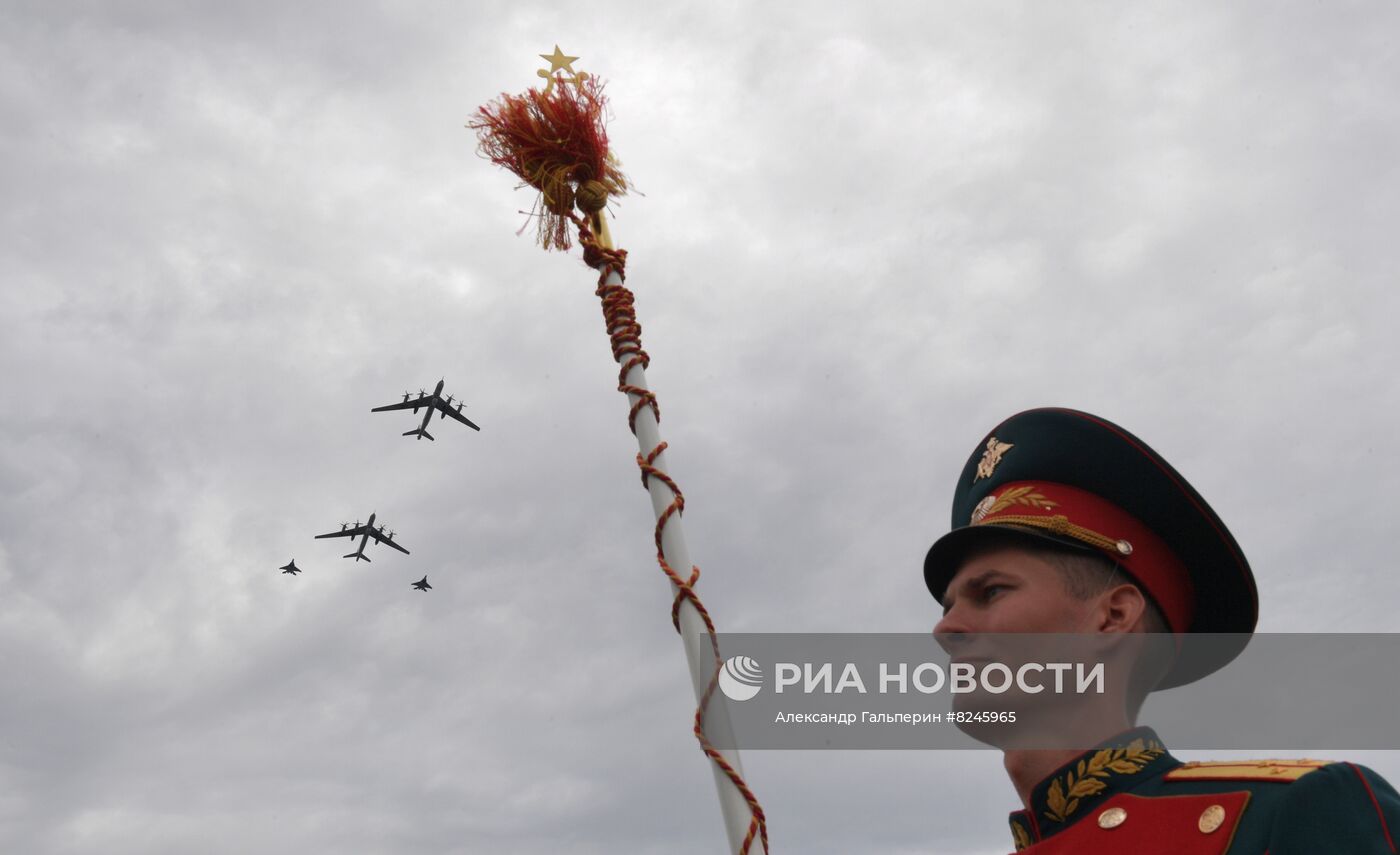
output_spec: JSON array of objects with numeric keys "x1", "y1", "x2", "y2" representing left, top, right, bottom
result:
[
  {"x1": 371, "y1": 397, "x2": 427, "y2": 413},
  {"x1": 370, "y1": 529, "x2": 410, "y2": 555},
  {"x1": 315, "y1": 525, "x2": 365, "y2": 540},
  {"x1": 437, "y1": 400, "x2": 482, "y2": 431}
]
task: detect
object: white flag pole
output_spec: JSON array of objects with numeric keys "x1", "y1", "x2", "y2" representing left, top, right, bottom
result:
[
  {"x1": 470, "y1": 63, "x2": 769, "y2": 853},
  {"x1": 586, "y1": 221, "x2": 768, "y2": 855}
]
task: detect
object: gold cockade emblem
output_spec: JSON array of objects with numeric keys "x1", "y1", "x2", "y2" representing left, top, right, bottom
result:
[
  {"x1": 974, "y1": 436, "x2": 1014, "y2": 482},
  {"x1": 970, "y1": 485, "x2": 1058, "y2": 524},
  {"x1": 971, "y1": 495, "x2": 998, "y2": 524}
]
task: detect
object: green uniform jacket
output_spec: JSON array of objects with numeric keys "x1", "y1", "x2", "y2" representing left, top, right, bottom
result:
[{"x1": 1006, "y1": 728, "x2": 1400, "y2": 854}]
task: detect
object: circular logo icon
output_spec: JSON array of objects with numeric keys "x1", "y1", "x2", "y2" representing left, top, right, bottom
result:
[{"x1": 719, "y1": 655, "x2": 764, "y2": 702}]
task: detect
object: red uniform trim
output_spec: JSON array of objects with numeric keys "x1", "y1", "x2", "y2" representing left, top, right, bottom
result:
[
  {"x1": 1016, "y1": 791, "x2": 1249, "y2": 854},
  {"x1": 1347, "y1": 762, "x2": 1398, "y2": 853}
]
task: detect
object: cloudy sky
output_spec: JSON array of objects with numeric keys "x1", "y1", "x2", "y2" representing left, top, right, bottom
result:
[{"x1": 3, "y1": 2, "x2": 1398, "y2": 853}]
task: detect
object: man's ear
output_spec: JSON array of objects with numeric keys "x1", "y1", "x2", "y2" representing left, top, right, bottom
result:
[{"x1": 1096, "y1": 584, "x2": 1147, "y2": 634}]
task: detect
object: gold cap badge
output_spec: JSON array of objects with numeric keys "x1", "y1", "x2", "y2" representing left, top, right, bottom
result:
[{"x1": 974, "y1": 437, "x2": 1014, "y2": 482}]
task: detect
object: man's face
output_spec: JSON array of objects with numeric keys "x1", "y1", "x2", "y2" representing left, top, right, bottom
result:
[
  {"x1": 933, "y1": 546, "x2": 1093, "y2": 637},
  {"x1": 933, "y1": 545, "x2": 1154, "y2": 748}
]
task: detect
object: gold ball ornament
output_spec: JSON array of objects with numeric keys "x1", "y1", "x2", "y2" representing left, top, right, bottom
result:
[{"x1": 574, "y1": 179, "x2": 609, "y2": 213}]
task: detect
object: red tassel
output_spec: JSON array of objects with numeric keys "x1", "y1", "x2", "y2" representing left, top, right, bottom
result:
[{"x1": 471, "y1": 74, "x2": 631, "y2": 251}]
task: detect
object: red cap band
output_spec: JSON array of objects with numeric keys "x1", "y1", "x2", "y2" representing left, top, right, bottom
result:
[{"x1": 971, "y1": 481, "x2": 1195, "y2": 632}]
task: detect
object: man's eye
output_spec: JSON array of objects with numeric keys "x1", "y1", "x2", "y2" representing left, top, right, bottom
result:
[{"x1": 981, "y1": 585, "x2": 1006, "y2": 601}]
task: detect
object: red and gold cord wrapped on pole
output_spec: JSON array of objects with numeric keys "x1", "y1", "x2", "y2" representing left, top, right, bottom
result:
[{"x1": 470, "y1": 60, "x2": 769, "y2": 855}]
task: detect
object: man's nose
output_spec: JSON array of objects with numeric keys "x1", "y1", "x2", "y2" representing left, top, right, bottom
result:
[{"x1": 933, "y1": 609, "x2": 971, "y2": 653}]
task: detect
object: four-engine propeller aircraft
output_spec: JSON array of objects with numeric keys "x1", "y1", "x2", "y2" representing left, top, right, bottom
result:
[
  {"x1": 371, "y1": 378, "x2": 480, "y2": 440},
  {"x1": 285, "y1": 380, "x2": 478, "y2": 586},
  {"x1": 314, "y1": 513, "x2": 409, "y2": 562}
]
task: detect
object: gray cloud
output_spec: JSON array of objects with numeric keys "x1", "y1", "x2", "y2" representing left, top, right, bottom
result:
[{"x1": 2, "y1": 2, "x2": 1398, "y2": 853}]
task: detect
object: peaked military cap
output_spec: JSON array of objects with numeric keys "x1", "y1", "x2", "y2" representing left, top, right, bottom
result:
[{"x1": 923, "y1": 407, "x2": 1258, "y2": 688}]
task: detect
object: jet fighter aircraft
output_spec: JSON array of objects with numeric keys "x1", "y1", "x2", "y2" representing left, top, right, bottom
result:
[
  {"x1": 280, "y1": 560, "x2": 302, "y2": 575},
  {"x1": 412, "y1": 576, "x2": 432, "y2": 592},
  {"x1": 371, "y1": 379, "x2": 480, "y2": 440},
  {"x1": 314, "y1": 513, "x2": 409, "y2": 562}
]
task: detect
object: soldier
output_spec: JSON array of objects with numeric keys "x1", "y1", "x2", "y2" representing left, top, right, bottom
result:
[{"x1": 923, "y1": 407, "x2": 1400, "y2": 853}]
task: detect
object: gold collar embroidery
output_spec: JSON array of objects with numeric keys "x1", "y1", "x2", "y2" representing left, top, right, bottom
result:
[{"x1": 1042, "y1": 738, "x2": 1165, "y2": 824}]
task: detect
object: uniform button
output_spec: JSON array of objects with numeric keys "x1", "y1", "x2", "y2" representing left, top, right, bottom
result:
[
  {"x1": 1199, "y1": 804, "x2": 1226, "y2": 833},
  {"x1": 1098, "y1": 807, "x2": 1127, "y2": 829}
]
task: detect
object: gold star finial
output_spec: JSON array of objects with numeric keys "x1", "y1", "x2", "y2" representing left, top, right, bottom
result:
[
  {"x1": 540, "y1": 45, "x2": 579, "y2": 75},
  {"x1": 535, "y1": 46, "x2": 589, "y2": 96}
]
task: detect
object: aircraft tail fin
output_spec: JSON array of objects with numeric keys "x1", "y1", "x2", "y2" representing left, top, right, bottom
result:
[
  {"x1": 403, "y1": 428, "x2": 435, "y2": 441},
  {"x1": 344, "y1": 551, "x2": 371, "y2": 562}
]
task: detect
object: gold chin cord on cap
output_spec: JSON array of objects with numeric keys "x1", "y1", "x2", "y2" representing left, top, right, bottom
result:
[{"x1": 976, "y1": 514, "x2": 1134, "y2": 557}]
